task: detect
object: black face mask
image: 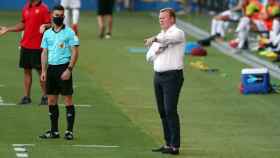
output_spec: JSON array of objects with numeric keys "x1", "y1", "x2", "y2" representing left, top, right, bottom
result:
[{"x1": 53, "y1": 16, "x2": 64, "y2": 26}]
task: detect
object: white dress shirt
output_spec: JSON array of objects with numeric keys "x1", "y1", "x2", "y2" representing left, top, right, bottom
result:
[{"x1": 152, "y1": 25, "x2": 185, "y2": 72}]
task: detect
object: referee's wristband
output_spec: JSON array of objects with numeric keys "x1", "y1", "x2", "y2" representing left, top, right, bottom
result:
[{"x1": 67, "y1": 66, "x2": 73, "y2": 72}]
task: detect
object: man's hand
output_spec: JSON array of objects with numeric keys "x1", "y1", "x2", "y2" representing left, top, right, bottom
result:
[
  {"x1": 61, "y1": 69, "x2": 71, "y2": 81},
  {"x1": 0, "y1": 26, "x2": 8, "y2": 37},
  {"x1": 156, "y1": 45, "x2": 168, "y2": 55},
  {"x1": 41, "y1": 71, "x2": 47, "y2": 82},
  {"x1": 144, "y1": 36, "x2": 156, "y2": 48},
  {"x1": 39, "y1": 24, "x2": 47, "y2": 34}
]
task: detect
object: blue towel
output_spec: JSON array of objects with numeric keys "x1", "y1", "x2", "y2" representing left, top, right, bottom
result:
[{"x1": 128, "y1": 48, "x2": 148, "y2": 53}]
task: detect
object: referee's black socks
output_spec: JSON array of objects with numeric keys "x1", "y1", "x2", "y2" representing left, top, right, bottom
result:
[
  {"x1": 66, "y1": 105, "x2": 75, "y2": 132},
  {"x1": 49, "y1": 105, "x2": 59, "y2": 132}
]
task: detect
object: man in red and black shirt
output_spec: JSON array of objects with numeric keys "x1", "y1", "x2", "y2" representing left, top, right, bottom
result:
[{"x1": 0, "y1": 0, "x2": 51, "y2": 105}]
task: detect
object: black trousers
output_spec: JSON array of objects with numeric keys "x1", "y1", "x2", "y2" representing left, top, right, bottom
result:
[{"x1": 154, "y1": 70, "x2": 184, "y2": 148}]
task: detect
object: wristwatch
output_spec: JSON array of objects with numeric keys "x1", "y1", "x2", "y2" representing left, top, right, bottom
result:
[
  {"x1": 153, "y1": 37, "x2": 158, "y2": 42},
  {"x1": 67, "y1": 66, "x2": 73, "y2": 72}
]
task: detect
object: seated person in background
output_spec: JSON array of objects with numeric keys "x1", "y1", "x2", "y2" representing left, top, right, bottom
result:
[
  {"x1": 230, "y1": 0, "x2": 264, "y2": 49},
  {"x1": 266, "y1": 13, "x2": 280, "y2": 61},
  {"x1": 198, "y1": 0, "x2": 249, "y2": 46},
  {"x1": 264, "y1": 12, "x2": 280, "y2": 52},
  {"x1": 232, "y1": 0, "x2": 279, "y2": 49},
  {"x1": 267, "y1": 1, "x2": 280, "y2": 43},
  {"x1": 211, "y1": 0, "x2": 245, "y2": 39}
]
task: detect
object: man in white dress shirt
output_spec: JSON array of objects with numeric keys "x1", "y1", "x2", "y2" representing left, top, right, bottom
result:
[
  {"x1": 144, "y1": 8, "x2": 185, "y2": 155},
  {"x1": 60, "y1": 0, "x2": 81, "y2": 35}
]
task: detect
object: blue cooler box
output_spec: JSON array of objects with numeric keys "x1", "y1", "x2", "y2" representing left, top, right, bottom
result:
[{"x1": 241, "y1": 68, "x2": 271, "y2": 94}]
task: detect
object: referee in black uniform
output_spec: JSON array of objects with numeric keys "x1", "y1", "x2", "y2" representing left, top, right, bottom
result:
[{"x1": 39, "y1": 5, "x2": 79, "y2": 140}]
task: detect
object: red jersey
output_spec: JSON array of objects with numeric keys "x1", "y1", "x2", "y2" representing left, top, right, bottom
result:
[
  {"x1": 247, "y1": 0, "x2": 263, "y2": 20},
  {"x1": 263, "y1": 4, "x2": 280, "y2": 30},
  {"x1": 21, "y1": 1, "x2": 50, "y2": 49}
]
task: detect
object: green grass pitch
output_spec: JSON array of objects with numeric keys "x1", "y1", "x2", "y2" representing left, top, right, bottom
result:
[{"x1": 0, "y1": 11, "x2": 280, "y2": 158}]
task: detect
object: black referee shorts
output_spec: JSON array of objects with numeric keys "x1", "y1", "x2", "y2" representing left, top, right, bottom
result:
[
  {"x1": 19, "y1": 47, "x2": 42, "y2": 70},
  {"x1": 97, "y1": 0, "x2": 115, "y2": 15},
  {"x1": 46, "y1": 63, "x2": 73, "y2": 96}
]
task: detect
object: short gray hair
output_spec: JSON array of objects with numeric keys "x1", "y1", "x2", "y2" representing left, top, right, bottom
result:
[{"x1": 160, "y1": 8, "x2": 176, "y2": 19}]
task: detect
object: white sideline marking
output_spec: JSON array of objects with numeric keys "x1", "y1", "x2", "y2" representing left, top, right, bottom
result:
[
  {"x1": 58, "y1": 104, "x2": 93, "y2": 107},
  {"x1": 0, "y1": 103, "x2": 92, "y2": 107},
  {"x1": 13, "y1": 144, "x2": 35, "y2": 147},
  {"x1": 16, "y1": 153, "x2": 28, "y2": 158},
  {"x1": 0, "y1": 95, "x2": 92, "y2": 107},
  {"x1": 76, "y1": 104, "x2": 93, "y2": 107},
  {"x1": 0, "y1": 103, "x2": 17, "y2": 106},
  {"x1": 0, "y1": 96, "x2": 16, "y2": 106},
  {"x1": 12, "y1": 144, "x2": 33, "y2": 158},
  {"x1": 72, "y1": 144, "x2": 120, "y2": 148},
  {"x1": 14, "y1": 147, "x2": 27, "y2": 152}
]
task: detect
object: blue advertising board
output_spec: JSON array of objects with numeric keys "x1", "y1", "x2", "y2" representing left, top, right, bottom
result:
[{"x1": 0, "y1": 0, "x2": 181, "y2": 11}]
